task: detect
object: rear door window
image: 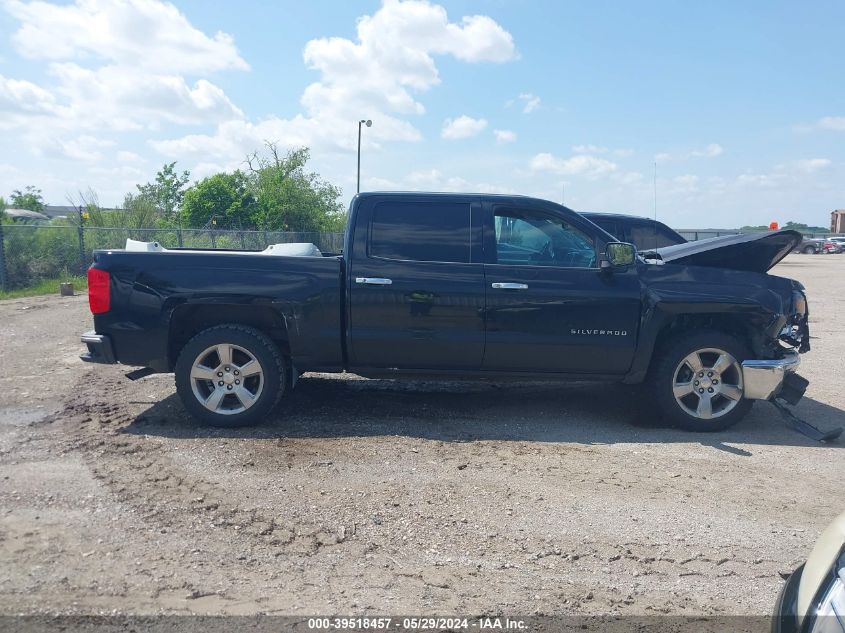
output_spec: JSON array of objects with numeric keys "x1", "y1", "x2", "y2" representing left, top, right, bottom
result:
[{"x1": 370, "y1": 201, "x2": 471, "y2": 263}]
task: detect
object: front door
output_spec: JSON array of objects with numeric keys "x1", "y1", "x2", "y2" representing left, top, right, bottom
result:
[
  {"x1": 483, "y1": 204, "x2": 641, "y2": 374},
  {"x1": 347, "y1": 196, "x2": 486, "y2": 370}
]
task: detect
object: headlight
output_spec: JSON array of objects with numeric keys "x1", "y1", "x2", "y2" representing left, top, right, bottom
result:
[
  {"x1": 793, "y1": 291, "x2": 808, "y2": 316},
  {"x1": 805, "y1": 549, "x2": 845, "y2": 633}
]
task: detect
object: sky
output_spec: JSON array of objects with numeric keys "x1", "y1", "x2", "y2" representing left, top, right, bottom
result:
[{"x1": 1, "y1": 0, "x2": 844, "y2": 229}]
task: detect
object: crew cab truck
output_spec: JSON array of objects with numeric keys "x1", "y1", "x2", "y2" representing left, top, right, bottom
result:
[{"x1": 81, "y1": 192, "x2": 810, "y2": 432}]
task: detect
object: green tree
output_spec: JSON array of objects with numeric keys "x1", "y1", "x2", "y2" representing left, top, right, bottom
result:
[
  {"x1": 10, "y1": 186, "x2": 45, "y2": 212},
  {"x1": 136, "y1": 162, "x2": 190, "y2": 221},
  {"x1": 116, "y1": 193, "x2": 159, "y2": 229},
  {"x1": 181, "y1": 171, "x2": 256, "y2": 228},
  {"x1": 245, "y1": 144, "x2": 346, "y2": 232},
  {"x1": 784, "y1": 221, "x2": 828, "y2": 233}
]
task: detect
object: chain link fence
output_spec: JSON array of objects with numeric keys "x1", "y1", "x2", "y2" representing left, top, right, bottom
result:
[
  {"x1": 0, "y1": 223, "x2": 839, "y2": 292},
  {"x1": 0, "y1": 224, "x2": 344, "y2": 291}
]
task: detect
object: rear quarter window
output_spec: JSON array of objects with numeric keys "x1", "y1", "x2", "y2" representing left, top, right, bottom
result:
[
  {"x1": 369, "y1": 201, "x2": 472, "y2": 263},
  {"x1": 629, "y1": 223, "x2": 684, "y2": 250}
]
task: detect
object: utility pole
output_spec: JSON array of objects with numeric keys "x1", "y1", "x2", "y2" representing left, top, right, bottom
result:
[
  {"x1": 0, "y1": 219, "x2": 6, "y2": 292},
  {"x1": 653, "y1": 161, "x2": 658, "y2": 221},
  {"x1": 357, "y1": 119, "x2": 372, "y2": 193}
]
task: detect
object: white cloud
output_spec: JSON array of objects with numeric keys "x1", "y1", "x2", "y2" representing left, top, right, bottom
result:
[
  {"x1": 656, "y1": 143, "x2": 723, "y2": 162},
  {"x1": 530, "y1": 153, "x2": 618, "y2": 178},
  {"x1": 691, "y1": 143, "x2": 723, "y2": 157},
  {"x1": 572, "y1": 144, "x2": 633, "y2": 157},
  {"x1": 793, "y1": 158, "x2": 831, "y2": 173},
  {"x1": 158, "y1": 0, "x2": 516, "y2": 160},
  {"x1": 49, "y1": 63, "x2": 243, "y2": 130},
  {"x1": 362, "y1": 169, "x2": 515, "y2": 195},
  {"x1": 6, "y1": 0, "x2": 249, "y2": 74},
  {"x1": 736, "y1": 172, "x2": 785, "y2": 188},
  {"x1": 56, "y1": 134, "x2": 115, "y2": 162},
  {"x1": 572, "y1": 144, "x2": 607, "y2": 154},
  {"x1": 518, "y1": 92, "x2": 540, "y2": 113},
  {"x1": 0, "y1": 73, "x2": 59, "y2": 116},
  {"x1": 818, "y1": 116, "x2": 845, "y2": 131},
  {"x1": 615, "y1": 171, "x2": 643, "y2": 185},
  {"x1": 117, "y1": 150, "x2": 145, "y2": 164},
  {"x1": 493, "y1": 129, "x2": 516, "y2": 143},
  {"x1": 670, "y1": 174, "x2": 700, "y2": 194},
  {"x1": 1, "y1": 0, "x2": 248, "y2": 160},
  {"x1": 441, "y1": 115, "x2": 487, "y2": 139}
]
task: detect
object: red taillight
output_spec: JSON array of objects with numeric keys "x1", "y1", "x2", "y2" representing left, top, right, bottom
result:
[{"x1": 88, "y1": 268, "x2": 110, "y2": 314}]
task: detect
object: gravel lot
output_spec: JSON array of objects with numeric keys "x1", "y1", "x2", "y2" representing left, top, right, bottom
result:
[{"x1": 0, "y1": 254, "x2": 843, "y2": 617}]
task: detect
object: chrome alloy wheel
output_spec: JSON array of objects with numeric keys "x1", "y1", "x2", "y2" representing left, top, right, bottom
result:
[
  {"x1": 672, "y1": 347, "x2": 743, "y2": 420},
  {"x1": 189, "y1": 343, "x2": 264, "y2": 415}
]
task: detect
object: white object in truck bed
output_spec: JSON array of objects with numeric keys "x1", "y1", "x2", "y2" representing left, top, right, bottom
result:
[{"x1": 122, "y1": 239, "x2": 322, "y2": 257}]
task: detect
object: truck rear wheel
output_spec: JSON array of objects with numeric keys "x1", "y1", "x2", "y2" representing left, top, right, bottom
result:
[
  {"x1": 174, "y1": 324, "x2": 285, "y2": 427},
  {"x1": 649, "y1": 330, "x2": 753, "y2": 432}
]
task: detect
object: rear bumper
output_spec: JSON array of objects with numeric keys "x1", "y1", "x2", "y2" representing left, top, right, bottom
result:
[
  {"x1": 80, "y1": 330, "x2": 117, "y2": 364},
  {"x1": 742, "y1": 351, "x2": 801, "y2": 401}
]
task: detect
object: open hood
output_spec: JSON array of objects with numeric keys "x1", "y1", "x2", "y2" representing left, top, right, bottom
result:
[{"x1": 650, "y1": 230, "x2": 802, "y2": 273}]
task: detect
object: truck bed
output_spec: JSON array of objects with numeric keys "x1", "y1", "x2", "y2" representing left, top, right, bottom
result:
[{"x1": 89, "y1": 247, "x2": 345, "y2": 372}]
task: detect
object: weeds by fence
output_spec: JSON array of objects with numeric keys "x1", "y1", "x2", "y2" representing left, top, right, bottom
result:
[{"x1": 0, "y1": 224, "x2": 344, "y2": 291}]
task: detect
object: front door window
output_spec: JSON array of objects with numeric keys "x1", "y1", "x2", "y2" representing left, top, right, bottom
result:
[{"x1": 494, "y1": 210, "x2": 597, "y2": 268}]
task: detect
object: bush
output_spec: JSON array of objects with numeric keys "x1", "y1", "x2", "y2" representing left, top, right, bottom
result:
[{"x1": 3, "y1": 224, "x2": 82, "y2": 289}]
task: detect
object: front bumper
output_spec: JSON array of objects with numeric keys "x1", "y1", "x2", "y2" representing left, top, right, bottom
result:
[
  {"x1": 80, "y1": 330, "x2": 117, "y2": 364},
  {"x1": 742, "y1": 351, "x2": 801, "y2": 401}
]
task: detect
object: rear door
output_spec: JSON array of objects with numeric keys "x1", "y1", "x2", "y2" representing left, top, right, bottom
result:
[
  {"x1": 483, "y1": 203, "x2": 642, "y2": 374},
  {"x1": 347, "y1": 195, "x2": 485, "y2": 370}
]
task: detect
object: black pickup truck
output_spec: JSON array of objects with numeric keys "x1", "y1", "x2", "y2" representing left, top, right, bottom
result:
[{"x1": 81, "y1": 192, "x2": 809, "y2": 432}]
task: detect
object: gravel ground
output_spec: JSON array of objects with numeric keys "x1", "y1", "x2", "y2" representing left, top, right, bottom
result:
[{"x1": 0, "y1": 254, "x2": 843, "y2": 617}]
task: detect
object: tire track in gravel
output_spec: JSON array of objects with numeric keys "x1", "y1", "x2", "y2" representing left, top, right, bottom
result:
[{"x1": 56, "y1": 370, "x2": 348, "y2": 558}]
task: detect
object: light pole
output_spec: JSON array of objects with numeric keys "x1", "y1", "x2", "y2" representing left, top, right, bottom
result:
[{"x1": 357, "y1": 119, "x2": 372, "y2": 193}]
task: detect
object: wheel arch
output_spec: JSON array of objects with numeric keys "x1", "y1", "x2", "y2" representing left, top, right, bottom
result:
[
  {"x1": 168, "y1": 303, "x2": 290, "y2": 371},
  {"x1": 626, "y1": 308, "x2": 771, "y2": 383}
]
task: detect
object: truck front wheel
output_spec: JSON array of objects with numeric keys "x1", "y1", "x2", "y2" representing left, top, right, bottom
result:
[
  {"x1": 649, "y1": 331, "x2": 753, "y2": 432},
  {"x1": 174, "y1": 324, "x2": 285, "y2": 427}
]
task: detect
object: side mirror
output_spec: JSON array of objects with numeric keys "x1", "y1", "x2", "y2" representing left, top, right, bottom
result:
[{"x1": 602, "y1": 242, "x2": 636, "y2": 269}]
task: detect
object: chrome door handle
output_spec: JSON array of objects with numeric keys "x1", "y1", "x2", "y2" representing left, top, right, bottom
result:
[
  {"x1": 491, "y1": 282, "x2": 528, "y2": 290},
  {"x1": 355, "y1": 277, "x2": 393, "y2": 285}
]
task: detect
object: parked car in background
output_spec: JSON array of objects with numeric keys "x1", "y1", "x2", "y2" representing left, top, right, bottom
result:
[
  {"x1": 580, "y1": 212, "x2": 687, "y2": 251},
  {"x1": 824, "y1": 237, "x2": 845, "y2": 253},
  {"x1": 794, "y1": 238, "x2": 825, "y2": 254},
  {"x1": 773, "y1": 509, "x2": 845, "y2": 633}
]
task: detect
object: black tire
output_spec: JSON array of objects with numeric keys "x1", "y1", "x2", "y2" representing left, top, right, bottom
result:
[
  {"x1": 649, "y1": 330, "x2": 753, "y2": 432},
  {"x1": 802, "y1": 246, "x2": 815, "y2": 254},
  {"x1": 174, "y1": 324, "x2": 285, "y2": 427}
]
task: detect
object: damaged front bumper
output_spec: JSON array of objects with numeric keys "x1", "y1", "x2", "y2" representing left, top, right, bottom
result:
[{"x1": 742, "y1": 351, "x2": 803, "y2": 401}]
